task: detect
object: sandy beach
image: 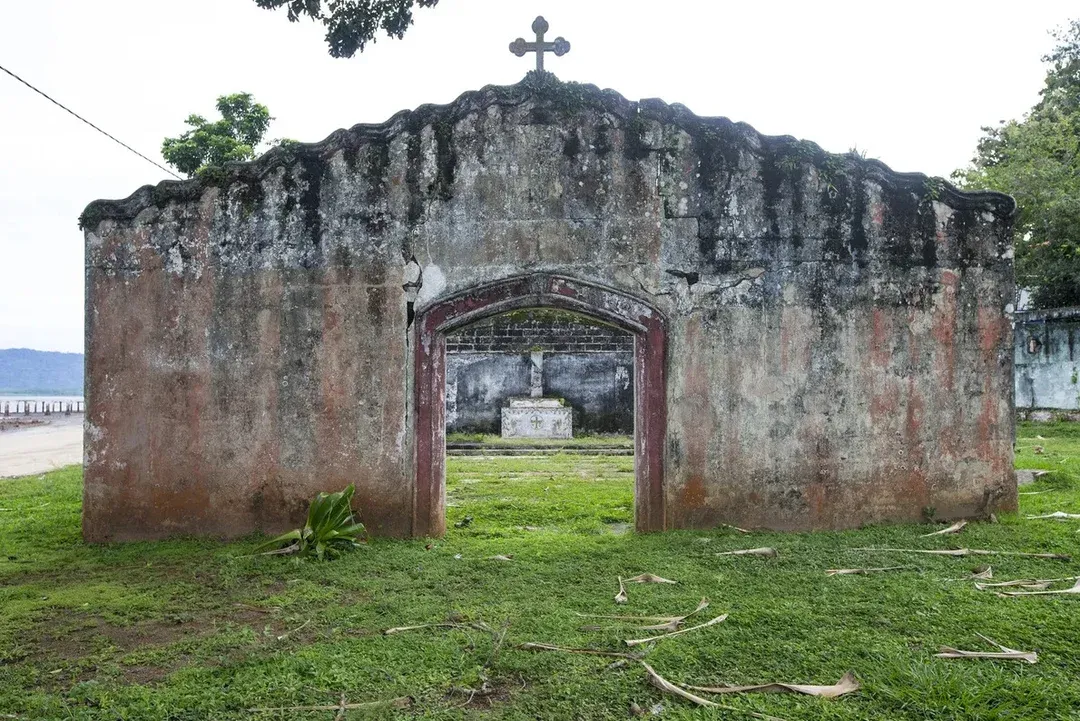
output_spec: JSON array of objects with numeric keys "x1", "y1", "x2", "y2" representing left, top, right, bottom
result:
[{"x1": 0, "y1": 413, "x2": 83, "y2": 477}]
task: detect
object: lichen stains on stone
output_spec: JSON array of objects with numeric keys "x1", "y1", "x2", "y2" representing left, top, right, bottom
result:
[
  {"x1": 404, "y1": 132, "x2": 423, "y2": 228},
  {"x1": 431, "y1": 118, "x2": 457, "y2": 202},
  {"x1": 296, "y1": 154, "x2": 326, "y2": 247},
  {"x1": 363, "y1": 142, "x2": 391, "y2": 201},
  {"x1": 562, "y1": 130, "x2": 582, "y2": 159}
]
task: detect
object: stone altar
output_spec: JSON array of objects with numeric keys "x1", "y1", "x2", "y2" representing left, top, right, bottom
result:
[{"x1": 501, "y1": 398, "x2": 572, "y2": 439}]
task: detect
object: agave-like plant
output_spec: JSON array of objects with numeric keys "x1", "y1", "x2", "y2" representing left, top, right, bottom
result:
[{"x1": 256, "y1": 484, "x2": 365, "y2": 560}]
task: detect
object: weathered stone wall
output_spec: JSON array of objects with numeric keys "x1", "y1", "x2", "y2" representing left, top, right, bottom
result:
[
  {"x1": 82, "y1": 73, "x2": 1016, "y2": 541},
  {"x1": 1014, "y1": 307, "x2": 1080, "y2": 410}
]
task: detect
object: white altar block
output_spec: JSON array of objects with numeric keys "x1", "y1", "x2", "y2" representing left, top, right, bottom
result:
[{"x1": 501, "y1": 398, "x2": 572, "y2": 439}]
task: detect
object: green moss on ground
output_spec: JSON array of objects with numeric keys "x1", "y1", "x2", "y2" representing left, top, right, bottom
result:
[{"x1": 0, "y1": 428, "x2": 1078, "y2": 720}]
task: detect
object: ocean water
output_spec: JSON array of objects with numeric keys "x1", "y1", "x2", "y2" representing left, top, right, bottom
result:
[
  {"x1": 0, "y1": 396, "x2": 84, "y2": 414},
  {"x1": 0, "y1": 396, "x2": 83, "y2": 403}
]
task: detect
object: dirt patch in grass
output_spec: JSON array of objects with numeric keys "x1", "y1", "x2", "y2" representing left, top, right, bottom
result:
[
  {"x1": 29, "y1": 606, "x2": 286, "y2": 663},
  {"x1": 449, "y1": 677, "x2": 520, "y2": 710},
  {"x1": 120, "y1": 663, "x2": 174, "y2": 685},
  {"x1": 32, "y1": 616, "x2": 212, "y2": 662}
]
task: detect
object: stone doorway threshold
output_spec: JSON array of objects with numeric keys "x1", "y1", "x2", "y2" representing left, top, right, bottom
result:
[{"x1": 446, "y1": 442, "x2": 633, "y2": 456}]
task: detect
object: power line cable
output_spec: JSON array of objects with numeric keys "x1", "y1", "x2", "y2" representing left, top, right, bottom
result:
[{"x1": 0, "y1": 62, "x2": 182, "y2": 180}]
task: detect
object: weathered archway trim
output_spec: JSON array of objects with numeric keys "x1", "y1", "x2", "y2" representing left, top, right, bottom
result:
[{"x1": 413, "y1": 273, "x2": 667, "y2": 537}]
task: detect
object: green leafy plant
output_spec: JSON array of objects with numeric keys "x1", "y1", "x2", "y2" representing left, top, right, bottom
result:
[
  {"x1": 256, "y1": 484, "x2": 365, "y2": 560},
  {"x1": 253, "y1": 0, "x2": 439, "y2": 58},
  {"x1": 162, "y1": 93, "x2": 273, "y2": 177},
  {"x1": 953, "y1": 19, "x2": 1080, "y2": 308}
]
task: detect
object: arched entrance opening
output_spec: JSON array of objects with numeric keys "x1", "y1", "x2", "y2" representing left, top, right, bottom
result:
[{"x1": 413, "y1": 274, "x2": 666, "y2": 537}]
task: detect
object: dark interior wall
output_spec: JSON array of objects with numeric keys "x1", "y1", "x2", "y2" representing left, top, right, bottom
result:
[
  {"x1": 445, "y1": 353, "x2": 531, "y2": 433},
  {"x1": 445, "y1": 350, "x2": 633, "y2": 434},
  {"x1": 544, "y1": 352, "x2": 633, "y2": 433}
]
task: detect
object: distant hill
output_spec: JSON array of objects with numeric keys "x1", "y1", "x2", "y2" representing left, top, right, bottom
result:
[{"x1": 0, "y1": 349, "x2": 83, "y2": 395}]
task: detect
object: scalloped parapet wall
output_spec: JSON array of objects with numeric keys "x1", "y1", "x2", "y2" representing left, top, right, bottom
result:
[
  {"x1": 81, "y1": 73, "x2": 1015, "y2": 228},
  {"x1": 82, "y1": 72, "x2": 1017, "y2": 542}
]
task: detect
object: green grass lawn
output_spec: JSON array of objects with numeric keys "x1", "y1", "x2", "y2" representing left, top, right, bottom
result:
[{"x1": 0, "y1": 425, "x2": 1078, "y2": 720}]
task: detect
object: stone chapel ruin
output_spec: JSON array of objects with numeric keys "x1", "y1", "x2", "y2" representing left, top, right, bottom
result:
[{"x1": 80, "y1": 73, "x2": 1017, "y2": 542}]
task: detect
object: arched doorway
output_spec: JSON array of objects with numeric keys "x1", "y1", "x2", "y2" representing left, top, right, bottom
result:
[{"x1": 414, "y1": 274, "x2": 666, "y2": 536}]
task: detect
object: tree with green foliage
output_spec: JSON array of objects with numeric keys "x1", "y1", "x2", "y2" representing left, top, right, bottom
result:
[
  {"x1": 953, "y1": 20, "x2": 1080, "y2": 309},
  {"x1": 161, "y1": 93, "x2": 273, "y2": 178},
  {"x1": 253, "y1": 0, "x2": 439, "y2": 58}
]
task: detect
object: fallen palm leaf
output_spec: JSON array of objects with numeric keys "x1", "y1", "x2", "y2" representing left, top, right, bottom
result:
[
  {"x1": 641, "y1": 662, "x2": 788, "y2": 720},
  {"x1": 853, "y1": 547, "x2": 1071, "y2": 560},
  {"x1": 1026, "y1": 511, "x2": 1080, "y2": 520},
  {"x1": 633, "y1": 600, "x2": 711, "y2": 632},
  {"x1": 716, "y1": 547, "x2": 778, "y2": 558},
  {"x1": 615, "y1": 576, "x2": 628, "y2": 604},
  {"x1": 976, "y1": 579, "x2": 1035, "y2": 590},
  {"x1": 722, "y1": 523, "x2": 752, "y2": 534},
  {"x1": 275, "y1": 619, "x2": 310, "y2": 641},
  {"x1": 487, "y1": 554, "x2": 514, "y2": 561},
  {"x1": 518, "y1": 642, "x2": 641, "y2": 659},
  {"x1": 577, "y1": 598, "x2": 710, "y2": 626},
  {"x1": 383, "y1": 621, "x2": 491, "y2": 636},
  {"x1": 947, "y1": 565, "x2": 993, "y2": 582},
  {"x1": 922, "y1": 520, "x2": 967, "y2": 537},
  {"x1": 626, "y1": 573, "x2": 677, "y2": 584},
  {"x1": 975, "y1": 575, "x2": 1078, "y2": 590},
  {"x1": 1018, "y1": 490, "x2": 1049, "y2": 495},
  {"x1": 825, "y1": 566, "x2": 909, "y2": 576},
  {"x1": 935, "y1": 634, "x2": 1037, "y2": 663},
  {"x1": 244, "y1": 542, "x2": 301, "y2": 558},
  {"x1": 998, "y1": 578, "x2": 1080, "y2": 597},
  {"x1": 625, "y1": 614, "x2": 728, "y2": 647},
  {"x1": 247, "y1": 696, "x2": 412, "y2": 712},
  {"x1": 684, "y1": 671, "x2": 860, "y2": 698}
]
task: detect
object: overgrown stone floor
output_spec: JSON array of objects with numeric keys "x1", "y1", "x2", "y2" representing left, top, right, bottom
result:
[{"x1": 0, "y1": 424, "x2": 1078, "y2": 719}]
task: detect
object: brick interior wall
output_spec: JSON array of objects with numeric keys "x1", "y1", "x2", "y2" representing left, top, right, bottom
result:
[{"x1": 445, "y1": 312, "x2": 633, "y2": 353}]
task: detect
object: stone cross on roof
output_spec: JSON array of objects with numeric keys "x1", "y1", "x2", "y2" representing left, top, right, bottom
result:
[{"x1": 509, "y1": 16, "x2": 570, "y2": 72}]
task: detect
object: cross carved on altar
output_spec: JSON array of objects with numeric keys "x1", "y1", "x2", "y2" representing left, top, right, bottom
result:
[{"x1": 509, "y1": 16, "x2": 570, "y2": 72}]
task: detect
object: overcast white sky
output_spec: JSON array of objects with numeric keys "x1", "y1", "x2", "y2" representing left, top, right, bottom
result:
[{"x1": 1, "y1": 0, "x2": 1075, "y2": 353}]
